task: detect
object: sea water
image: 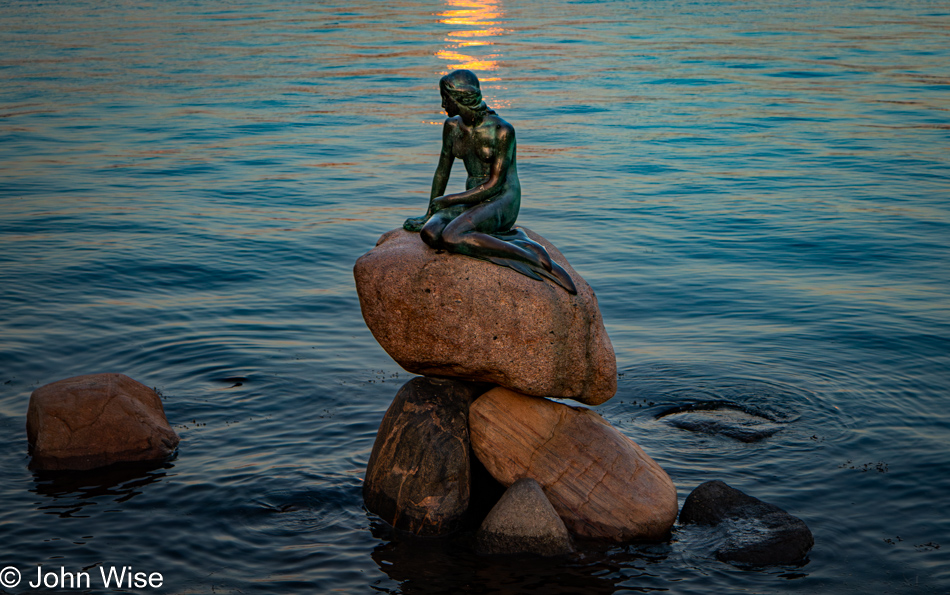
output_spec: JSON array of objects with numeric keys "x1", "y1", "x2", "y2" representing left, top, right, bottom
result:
[{"x1": 1, "y1": 0, "x2": 948, "y2": 592}]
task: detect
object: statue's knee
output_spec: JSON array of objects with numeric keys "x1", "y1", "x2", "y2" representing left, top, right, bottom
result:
[{"x1": 420, "y1": 225, "x2": 440, "y2": 248}]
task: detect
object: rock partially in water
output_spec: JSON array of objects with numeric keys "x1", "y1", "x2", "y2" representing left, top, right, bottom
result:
[
  {"x1": 679, "y1": 480, "x2": 814, "y2": 566},
  {"x1": 657, "y1": 402, "x2": 784, "y2": 442},
  {"x1": 353, "y1": 228, "x2": 617, "y2": 406},
  {"x1": 470, "y1": 387, "x2": 678, "y2": 542},
  {"x1": 363, "y1": 377, "x2": 489, "y2": 536},
  {"x1": 27, "y1": 373, "x2": 179, "y2": 471},
  {"x1": 476, "y1": 477, "x2": 574, "y2": 556}
]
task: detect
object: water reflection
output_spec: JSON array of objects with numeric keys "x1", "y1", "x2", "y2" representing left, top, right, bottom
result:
[
  {"x1": 437, "y1": 0, "x2": 505, "y2": 75},
  {"x1": 370, "y1": 524, "x2": 624, "y2": 595},
  {"x1": 30, "y1": 461, "x2": 174, "y2": 519}
]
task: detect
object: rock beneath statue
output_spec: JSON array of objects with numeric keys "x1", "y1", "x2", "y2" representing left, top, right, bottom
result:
[
  {"x1": 363, "y1": 376, "x2": 489, "y2": 536},
  {"x1": 27, "y1": 373, "x2": 179, "y2": 471},
  {"x1": 469, "y1": 387, "x2": 678, "y2": 542},
  {"x1": 353, "y1": 228, "x2": 616, "y2": 406},
  {"x1": 476, "y1": 477, "x2": 574, "y2": 556},
  {"x1": 679, "y1": 480, "x2": 814, "y2": 566}
]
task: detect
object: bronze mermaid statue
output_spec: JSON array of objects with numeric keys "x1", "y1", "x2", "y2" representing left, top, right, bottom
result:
[{"x1": 404, "y1": 69, "x2": 577, "y2": 294}]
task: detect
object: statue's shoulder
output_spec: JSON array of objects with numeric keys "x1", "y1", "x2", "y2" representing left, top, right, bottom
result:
[
  {"x1": 484, "y1": 113, "x2": 515, "y2": 140},
  {"x1": 439, "y1": 117, "x2": 463, "y2": 147}
]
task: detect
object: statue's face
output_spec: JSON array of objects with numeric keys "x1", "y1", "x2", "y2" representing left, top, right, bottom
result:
[{"x1": 441, "y1": 90, "x2": 460, "y2": 117}]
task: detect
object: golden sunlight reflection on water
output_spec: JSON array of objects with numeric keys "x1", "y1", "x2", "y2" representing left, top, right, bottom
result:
[{"x1": 437, "y1": 0, "x2": 505, "y2": 75}]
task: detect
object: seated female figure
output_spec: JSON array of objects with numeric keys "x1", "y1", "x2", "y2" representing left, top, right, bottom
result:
[{"x1": 404, "y1": 69, "x2": 575, "y2": 293}]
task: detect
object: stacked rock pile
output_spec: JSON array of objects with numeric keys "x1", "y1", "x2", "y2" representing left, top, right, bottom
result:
[{"x1": 355, "y1": 228, "x2": 679, "y2": 554}]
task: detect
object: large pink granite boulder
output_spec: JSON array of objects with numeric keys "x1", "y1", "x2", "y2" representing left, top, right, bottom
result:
[
  {"x1": 26, "y1": 373, "x2": 180, "y2": 471},
  {"x1": 469, "y1": 387, "x2": 678, "y2": 542},
  {"x1": 353, "y1": 228, "x2": 616, "y2": 406}
]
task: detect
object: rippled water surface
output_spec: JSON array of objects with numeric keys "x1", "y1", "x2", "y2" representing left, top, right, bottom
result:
[{"x1": 2, "y1": 0, "x2": 949, "y2": 592}]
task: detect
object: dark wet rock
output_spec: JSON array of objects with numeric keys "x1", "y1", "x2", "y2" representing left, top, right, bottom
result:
[
  {"x1": 679, "y1": 480, "x2": 814, "y2": 565},
  {"x1": 476, "y1": 478, "x2": 574, "y2": 556},
  {"x1": 363, "y1": 376, "x2": 489, "y2": 536},
  {"x1": 26, "y1": 373, "x2": 179, "y2": 471},
  {"x1": 466, "y1": 451, "x2": 507, "y2": 530},
  {"x1": 657, "y1": 402, "x2": 784, "y2": 442},
  {"x1": 353, "y1": 228, "x2": 617, "y2": 406}
]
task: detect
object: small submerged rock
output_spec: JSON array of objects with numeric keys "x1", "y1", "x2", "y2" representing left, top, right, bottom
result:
[
  {"x1": 27, "y1": 373, "x2": 179, "y2": 471},
  {"x1": 657, "y1": 402, "x2": 784, "y2": 442},
  {"x1": 476, "y1": 478, "x2": 574, "y2": 556},
  {"x1": 679, "y1": 480, "x2": 814, "y2": 566}
]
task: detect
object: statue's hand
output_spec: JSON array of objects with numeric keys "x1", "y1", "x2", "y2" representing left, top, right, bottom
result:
[{"x1": 403, "y1": 215, "x2": 428, "y2": 232}]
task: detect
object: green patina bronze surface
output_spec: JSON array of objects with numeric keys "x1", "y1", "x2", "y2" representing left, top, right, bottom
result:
[{"x1": 404, "y1": 70, "x2": 576, "y2": 294}]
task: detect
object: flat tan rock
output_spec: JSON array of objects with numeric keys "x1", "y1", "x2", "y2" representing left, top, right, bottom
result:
[
  {"x1": 469, "y1": 387, "x2": 678, "y2": 542},
  {"x1": 26, "y1": 373, "x2": 179, "y2": 471},
  {"x1": 353, "y1": 228, "x2": 616, "y2": 406}
]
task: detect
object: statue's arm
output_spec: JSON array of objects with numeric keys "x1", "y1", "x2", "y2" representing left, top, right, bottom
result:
[
  {"x1": 430, "y1": 120, "x2": 455, "y2": 203},
  {"x1": 433, "y1": 123, "x2": 513, "y2": 209},
  {"x1": 405, "y1": 120, "x2": 456, "y2": 231}
]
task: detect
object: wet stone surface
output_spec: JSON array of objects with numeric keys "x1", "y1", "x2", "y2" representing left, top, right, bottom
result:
[
  {"x1": 679, "y1": 480, "x2": 814, "y2": 566},
  {"x1": 476, "y1": 477, "x2": 574, "y2": 556},
  {"x1": 656, "y1": 402, "x2": 785, "y2": 443},
  {"x1": 27, "y1": 373, "x2": 180, "y2": 471},
  {"x1": 363, "y1": 376, "x2": 491, "y2": 536}
]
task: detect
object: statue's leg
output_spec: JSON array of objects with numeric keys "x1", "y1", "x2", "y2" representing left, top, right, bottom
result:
[
  {"x1": 511, "y1": 239, "x2": 553, "y2": 271},
  {"x1": 485, "y1": 229, "x2": 577, "y2": 294},
  {"x1": 420, "y1": 212, "x2": 452, "y2": 249},
  {"x1": 440, "y1": 205, "x2": 545, "y2": 268}
]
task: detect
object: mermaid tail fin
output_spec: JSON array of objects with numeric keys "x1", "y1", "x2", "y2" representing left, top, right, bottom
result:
[
  {"x1": 509, "y1": 239, "x2": 553, "y2": 272},
  {"x1": 482, "y1": 228, "x2": 578, "y2": 294},
  {"x1": 546, "y1": 261, "x2": 578, "y2": 295},
  {"x1": 484, "y1": 255, "x2": 545, "y2": 282}
]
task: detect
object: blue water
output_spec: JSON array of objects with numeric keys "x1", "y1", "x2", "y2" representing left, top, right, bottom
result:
[{"x1": 1, "y1": 0, "x2": 949, "y2": 592}]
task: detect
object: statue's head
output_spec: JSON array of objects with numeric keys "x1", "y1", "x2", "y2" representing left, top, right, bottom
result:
[{"x1": 439, "y1": 69, "x2": 489, "y2": 121}]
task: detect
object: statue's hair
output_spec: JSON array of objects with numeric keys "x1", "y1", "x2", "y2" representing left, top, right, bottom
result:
[{"x1": 440, "y1": 69, "x2": 491, "y2": 121}]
